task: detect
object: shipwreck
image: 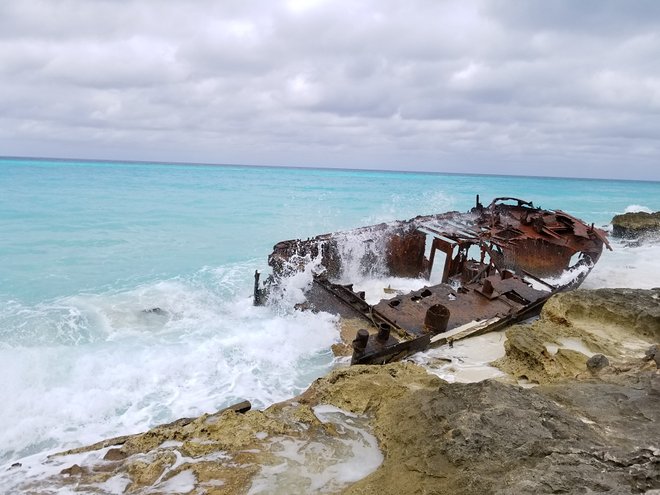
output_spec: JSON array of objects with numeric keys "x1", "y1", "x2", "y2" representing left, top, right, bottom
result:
[{"x1": 254, "y1": 197, "x2": 611, "y2": 365}]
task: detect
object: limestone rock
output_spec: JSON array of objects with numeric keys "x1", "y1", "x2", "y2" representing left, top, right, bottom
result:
[
  {"x1": 9, "y1": 288, "x2": 659, "y2": 495},
  {"x1": 346, "y1": 372, "x2": 659, "y2": 495},
  {"x1": 494, "y1": 288, "x2": 660, "y2": 384},
  {"x1": 102, "y1": 448, "x2": 126, "y2": 461},
  {"x1": 611, "y1": 211, "x2": 660, "y2": 239}
]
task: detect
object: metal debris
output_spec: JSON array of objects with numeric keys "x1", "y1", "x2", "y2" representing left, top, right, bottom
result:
[{"x1": 255, "y1": 196, "x2": 611, "y2": 365}]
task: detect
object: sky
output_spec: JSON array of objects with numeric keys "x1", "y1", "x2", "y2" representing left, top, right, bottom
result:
[{"x1": 1, "y1": 0, "x2": 660, "y2": 180}]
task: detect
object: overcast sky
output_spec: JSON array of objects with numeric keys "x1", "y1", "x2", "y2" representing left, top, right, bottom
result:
[{"x1": 2, "y1": 0, "x2": 660, "y2": 180}]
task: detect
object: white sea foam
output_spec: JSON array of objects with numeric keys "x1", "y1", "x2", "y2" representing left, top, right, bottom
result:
[
  {"x1": 541, "y1": 260, "x2": 593, "y2": 289},
  {"x1": 247, "y1": 405, "x2": 382, "y2": 494},
  {"x1": 334, "y1": 229, "x2": 390, "y2": 283},
  {"x1": 349, "y1": 276, "x2": 429, "y2": 305},
  {"x1": 153, "y1": 469, "x2": 196, "y2": 493},
  {"x1": 0, "y1": 447, "x2": 115, "y2": 494},
  {"x1": 0, "y1": 263, "x2": 339, "y2": 470},
  {"x1": 582, "y1": 238, "x2": 660, "y2": 290},
  {"x1": 623, "y1": 204, "x2": 653, "y2": 214},
  {"x1": 268, "y1": 250, "x2": 326, "y2": 309},
  {"x1": 412, "y1": 331, "x2": 508, "y2": 383}
]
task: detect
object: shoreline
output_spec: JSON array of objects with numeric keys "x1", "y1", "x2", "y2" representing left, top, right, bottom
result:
[{"x1": 4, "y1": 287, "x2": 659, "y2": 494}]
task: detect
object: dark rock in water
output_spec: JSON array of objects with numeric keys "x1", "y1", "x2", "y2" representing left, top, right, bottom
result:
[
  {"x1": 103, "y1": 448, "x2": 127, "y2": 461},
  {"x1": 586, "y1": 353, "x2": 609, "y2": 372},
  {"x1": 611, "y1": 211, "x2": 660, "y2": 239},
  {"x1": 60, "y1": 464, "x2": 85, "y2": 476},
  {"x1": 8, "y1": 462, "x2": 21, "y2": 470},
  {"x1": 142, "y1": 307, "x2": 166, "y2": 315}
]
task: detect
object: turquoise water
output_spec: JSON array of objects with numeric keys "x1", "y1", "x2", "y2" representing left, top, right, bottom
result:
[
  {"x1": 1, "y1": 156, "x2": 659, "y2": 468},
  {"x1": 3, "y1": 158, "x2": 658, "y2": 303}
]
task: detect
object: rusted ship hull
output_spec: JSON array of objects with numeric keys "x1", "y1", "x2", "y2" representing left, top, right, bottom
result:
[{"x1": 256, "y1": 197, "x2": 611, "y2": 365}]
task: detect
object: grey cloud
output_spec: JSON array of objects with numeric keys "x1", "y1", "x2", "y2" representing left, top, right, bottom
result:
[
  {"x1": 485, "y1": 0, "x2": 660, "y2": 36},
  {"x1": 0, "y1": 0, "x2": 659, "y2": 179}
]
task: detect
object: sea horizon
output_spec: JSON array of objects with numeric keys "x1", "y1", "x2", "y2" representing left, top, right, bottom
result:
[{"x1": 3, "y1": 154, "x2": 659, "y2": 184}]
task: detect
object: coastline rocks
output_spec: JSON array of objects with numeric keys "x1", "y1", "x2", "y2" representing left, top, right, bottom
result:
[
  {"x1": 7, "y1": 289, "x2": 660, "y2": 494},
  {"x1": 31, "y1": 358, "x2": 660, "y2": 494},
  {"x1": 611, "y1": 211, "x2": 660, "y2": 239},
  {"x1": 345, "y1": 369, "x2": 659, "y2": 495},
  {"x1": 494, "y1": 288, "x2": 660, "y2": 384}
]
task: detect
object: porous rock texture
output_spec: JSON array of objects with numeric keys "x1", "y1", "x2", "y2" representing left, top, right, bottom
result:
[
  {"x1": 344, "y1": 368, "x2": 659, "y2": 495},
  {"x1": 494, "y1": 288, "x2": 660, "y2": 384},
  {"x1": 12, "y1": 289, "x2": 660, "y2": 494},
  {"x1": 611, "y1": 211, "x2": 660, "y2": 239}
]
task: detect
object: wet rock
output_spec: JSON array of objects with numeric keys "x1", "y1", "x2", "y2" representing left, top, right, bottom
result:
[
  {"x1": 14, "y1": 288, "x2": 659, "y2": 495},
  {"x1": 60, "y1": 464, "x2": 85, "y2": 476},
  {"x1": 103, "y1": 448, "x2": 127, "y2": 461},
  {"x1": 611, "y1": 211, "x2": 660, "y2": 239},
  {"x1": 586, "y1": 353, "x2": 609, "y2": 372},
  {"x1": 142, "y1": 307, "x2": 166, "y2": 315}
]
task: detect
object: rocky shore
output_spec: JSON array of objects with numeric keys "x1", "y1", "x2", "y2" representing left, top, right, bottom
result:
[
  {"x1": 611, "y1": 211, "x2": 660, "y2": 239},
  {"x1": 7, "y1": 289, "x2": 660, "y2": 494}
]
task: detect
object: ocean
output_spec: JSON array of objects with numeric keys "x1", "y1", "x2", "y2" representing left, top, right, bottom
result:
[{"x1": 1, "y1": 157, "x2": 659, "y2": 470}]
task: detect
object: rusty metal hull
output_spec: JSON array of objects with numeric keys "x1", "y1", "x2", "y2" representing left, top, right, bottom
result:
[{"x1": 256, "y1": 197, "x2": 610, "y2": 365}]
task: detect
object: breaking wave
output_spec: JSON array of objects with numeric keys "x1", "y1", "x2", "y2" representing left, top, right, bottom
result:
[
  {"x1": 623, "y1": 204, "x2": 653, "y2": 214},
  {"x1": 0, "y1": 261, "x2": 339, "y2": 466}
]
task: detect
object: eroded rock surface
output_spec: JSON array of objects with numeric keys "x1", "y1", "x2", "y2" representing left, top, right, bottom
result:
[
  {"x1": 344, "y1": 369, "x2": 659, "y2": 495},
  {"x1": 5, "y1": 289, "x2": 659, "y2": 494},
  {"x1": 494, "y1": 288, "x2": 660, "y2": 384}
]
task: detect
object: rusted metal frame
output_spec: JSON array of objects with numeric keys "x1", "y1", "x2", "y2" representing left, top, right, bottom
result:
[
  {"x1": 474, "y1": 292, "x2": 552, "y2": 334},
  {"x1": 553, "y1": 210, "x2": 611, "y2": 251},
  {"x1": 552, "y1": 256, "x2": 597, "y2": 291},
  {"x1": 466, "y1": 261, "x2": 490, "y2": 285},
  {"x1": 490, "y1": 235, "x2": 515, "y2": 245},
  {"x1": 494, "y1": 290, "x2": 519, "y2": 310},
  {"x1": 369, "y1": 309, "x2": 414, "y2": 340},
  {"x1": 420, "y1": 223, "x2": 477, "y2": 243},
  {"x1": 445, "y1": 220, "x2": 481, "y2": 239},
  {"x1": 427, "y1": 236, "x2": 438, "y2": 279},
  {"x1": 432, "y1": 289, "x2": 553, "y2": 347},
  {"x1": 312, "y1": 277, "x2": 410, "y2": 340},
  {"x1": 480, "y1": 241, "x2": 505, "y2": 268},
  {"x1": 462, "y1": 241, "x2": 500, "y2": 284},
  {"x1": 540, "y1": 226, "x2": 566, "y2": 241},
  {"x1": 253, "y1": 270, "x2": 264, "y2": 306},
  {"x1": 427, "y1": 237, "x2": 458, "y2": 284},
  {"x1": 312, "y1": 277, "x2": 373, "y2": 322},
  {"x1": 262, "y1": 197, "x2": 609, "y2": 366},
  {"x1": 490, "y1": 197, "x2": 534, "y2": 208},
  {"x1": 491, "y1": 230, "x2": 524, "y2": 243},
  {"x1": 352, "y1": 334, "x2": 432, "y2": 365}
]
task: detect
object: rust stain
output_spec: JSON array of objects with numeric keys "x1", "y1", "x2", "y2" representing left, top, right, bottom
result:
[{"x1": 256, "y1": 196, "x2": 610, "y2": 365}]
